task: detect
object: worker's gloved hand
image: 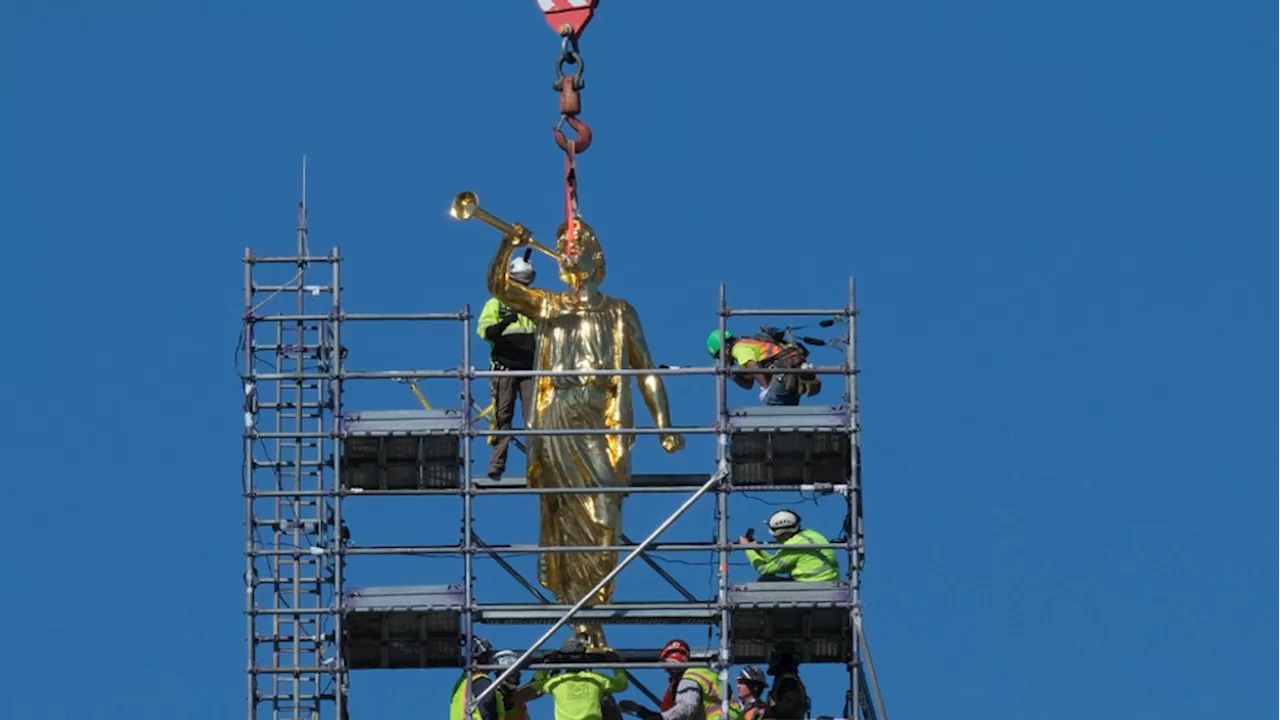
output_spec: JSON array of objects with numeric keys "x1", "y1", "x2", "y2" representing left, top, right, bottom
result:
[
  {"x1": 758, "y1": 387, "x2": 769, "y2": 403},
  {"x1": 498, "y1": 308, "x2": 519, "y2": 324},
  {"x1": 617, "y1": 699, "x2": 658, "y2": 719}
]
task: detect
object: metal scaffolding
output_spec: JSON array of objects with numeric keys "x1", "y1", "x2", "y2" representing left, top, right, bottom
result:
[{"x1": 242, "y1": 205, "x2": 886, "y2": 720}]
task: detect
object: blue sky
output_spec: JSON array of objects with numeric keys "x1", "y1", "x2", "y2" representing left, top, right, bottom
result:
[{"x1": 1, "y1": 2, "x2": 1273, "y2": 719}]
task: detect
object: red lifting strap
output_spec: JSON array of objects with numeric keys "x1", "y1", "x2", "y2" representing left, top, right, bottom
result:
[{"x1": 535, "y1": 0, "x2": 599, "y2": 38}]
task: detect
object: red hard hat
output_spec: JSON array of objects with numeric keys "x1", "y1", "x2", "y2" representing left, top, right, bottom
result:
[{"x1": 660, "y1": 639, "x2": 691, "y2": 662}]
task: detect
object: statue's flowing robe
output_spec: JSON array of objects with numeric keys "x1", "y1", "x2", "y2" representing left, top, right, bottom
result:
[
  {"x1": 525, "y1": 292, "x2": 636, "y2": 607},
  {"x1": 487, "y1": 230, "x2": 672, "y2": 649}
]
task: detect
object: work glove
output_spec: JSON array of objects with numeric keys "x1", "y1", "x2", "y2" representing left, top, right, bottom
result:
[
  {"x1": 617, "y1": 699, "x2": 660, "y2": 719},
  {"x1": 498, "y1": 308, "x2": 518, "y2": 325},
  {"x1": 758, "y1": 387, "x2": 769, "y2": 403}
]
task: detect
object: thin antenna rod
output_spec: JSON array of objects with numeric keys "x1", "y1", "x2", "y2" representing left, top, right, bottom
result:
[{"x1": 297, "y1": 154, "x2": 309, "y2": 257}]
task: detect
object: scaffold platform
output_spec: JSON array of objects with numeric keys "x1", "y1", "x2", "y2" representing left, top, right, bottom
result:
[
  {"x1": 342, "y1": 585, "x2": 464, "y2": 669},
  {"x1": 339, "y1": 406, "x2": 855, "y2": 493},
  {"x1": 729, "y1": 581, "x2": 856, "y2": 663}
]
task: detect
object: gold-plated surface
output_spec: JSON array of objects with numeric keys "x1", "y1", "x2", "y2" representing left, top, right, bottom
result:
[
  {"x1": 450, "y1": 190, "x2": 564, "y2": 262},
  {"x1": 485, "y1": 215, "x2": 685, "y2": 651}
]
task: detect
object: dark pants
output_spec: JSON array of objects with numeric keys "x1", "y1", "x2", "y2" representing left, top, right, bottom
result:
[{"x1": 488, "y1": 375, "x2": 534, "y2": 476}]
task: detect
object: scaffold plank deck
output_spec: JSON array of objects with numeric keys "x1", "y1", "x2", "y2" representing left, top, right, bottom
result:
[
  {"x1": 728, "y1": 580, "x2": 853, "y2": 606},
  {"x1": 477, "y1": 605, "x2": 718, "y2": 625},
  {"x1": 726, "y1": 404, "x2": 852, "y2": 430},
  {"x1": 474, "y1": 473, "x2": 709, "y2": 489},
  {"x1": 342, "y1": 409, "x2": 465, "y2": 435}
]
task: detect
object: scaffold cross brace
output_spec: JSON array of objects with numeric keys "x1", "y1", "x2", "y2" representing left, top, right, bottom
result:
[{"x1": 536, "y1": 0, "x2": 598, "y2": 38}]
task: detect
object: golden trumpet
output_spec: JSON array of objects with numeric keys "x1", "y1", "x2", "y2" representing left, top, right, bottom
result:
[{"x1": 449, "y1": 190, "x2": 563, "y2": 261}]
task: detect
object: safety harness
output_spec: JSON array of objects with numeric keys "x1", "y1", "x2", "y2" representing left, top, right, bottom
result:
[
  {"x1": 737, "y1": 334, "x2": 821, "y2": 397},
  {"x1": 766, "y1": 671, "x2": 811, "y2": 720}
]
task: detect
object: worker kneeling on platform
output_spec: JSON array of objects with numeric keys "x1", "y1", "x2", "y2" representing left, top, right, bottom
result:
[
  {"x1": 706, "y1": 330, "x2": 820, "y2": 407},
  {"x1": 451, "y1": 636, "x2": 505, "y2": 720},
  {"x1": 478, "y1": 253, "x2": 538, "y2": 479},
  {"x1": 618, "y1": 639, "x2": 726, "y2": 720},
  {"x1": 529, "y1": 635, "x2": 629, "y2": 720},
  {"x1": 739, "y1": 510, "x2": 839, "y2": 582},
  {"x1": 494, "y1": 649, "x2": 542, "y2": 720}
]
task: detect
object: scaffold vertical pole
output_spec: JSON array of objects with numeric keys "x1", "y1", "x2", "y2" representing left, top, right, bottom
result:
[
  {"x1": 715, "y1": 282, "x2": 733, "y2": 716},
  {"x1": 462, "y1": 304, "x2": 477, "y2": 712},
  {"x1": 277, "y1": 271, "x2": 289, "y2": 717},
  {"x1": 242, "y1": 249, "x2": 256, "y2": 720},
  {"x1": 292, "y1": 199, "x2": 306, "y2": 720},
  {"x1": 849, "y1": 276, "x2": 862, "y2": 569},
  {"x1": 847, "y1": 276, "x2": 863, "y2": 719},
  {"x1": 330, "y1": 248, "x2": 346, "y2": 720}
]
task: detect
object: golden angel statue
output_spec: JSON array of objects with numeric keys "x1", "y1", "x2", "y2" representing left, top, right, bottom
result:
[{"x1": 485, "y1": 217, "x2": 685, "y2": 651}]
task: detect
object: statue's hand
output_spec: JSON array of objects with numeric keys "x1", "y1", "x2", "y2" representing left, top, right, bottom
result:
[{"x1": 659, "y1": 433, "x2": 685, "y2": 453}]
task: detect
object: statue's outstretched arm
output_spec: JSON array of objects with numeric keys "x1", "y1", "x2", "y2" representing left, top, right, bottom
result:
[
  {"x1": 624, "y1": 303, "x2": 683, "y2": 453},
  {"x1": 486, "y1": 234, "x2": 547, "y2": 320},
  {"x1": 622, "y1": 301, "x2": 672, "y2": 429}
]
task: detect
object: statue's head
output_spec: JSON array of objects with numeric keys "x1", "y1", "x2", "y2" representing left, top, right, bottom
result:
[{"x1": 555, "y1": 219, "x2": 605, "y2": 287}]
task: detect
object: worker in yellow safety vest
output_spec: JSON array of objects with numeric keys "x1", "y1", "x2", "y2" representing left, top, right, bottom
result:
[
  {"x1": 706, "y1": 329, "x2": 820, "y2": 407},
  {"x1": 738, "y1": 509, "x2": 840, "y2": 582},
  {"x1": 478, "y1": 252, "x2": 539, "y2": 479},
  {"x1": 530, "y1": 636, "x2": 629, "y2": 720},
  {"x1": 450, "y1": 636, "x2": 505, "y2": 720},
  {"x1": 493, "y1": 649, "x2": 541, "y2": 720},
  {"x1": 727, "y1": 666, "x2": 768, "y2": 720},
  {"x1": 618, "y1": 638, "x2": 727, "y2": 720}
]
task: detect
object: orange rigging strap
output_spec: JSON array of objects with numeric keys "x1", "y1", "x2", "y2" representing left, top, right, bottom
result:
[{"x1": 538, "y1": 1, "x2": 599, "y2": 255}]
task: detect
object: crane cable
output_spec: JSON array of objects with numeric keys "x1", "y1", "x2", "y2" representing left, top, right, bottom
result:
[{"x1": 543, "y1": 2, "x2": 598, "y2": 255}]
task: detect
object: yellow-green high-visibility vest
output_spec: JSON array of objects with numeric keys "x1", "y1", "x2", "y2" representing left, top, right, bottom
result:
[
  {"x1": 681, "y1": 668, "x2": 727, "y2": 720},
  {"x1": 450, "y1": 673, "x2": 505, "y2": 720}
]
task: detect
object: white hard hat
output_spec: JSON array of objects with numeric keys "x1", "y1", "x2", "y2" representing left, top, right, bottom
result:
[
  {"x1": 509, "y1": 256, "x2": 536, "y2": 285},
  {"x1": 493, "y1": 650, "x2": 519, "y2": 668},
  {"x1": 738, "y1": 665, "x2": 768, "y2": 688},
  {"x1": 766, "y1": 509, "x2": 801, "y2": 537}
]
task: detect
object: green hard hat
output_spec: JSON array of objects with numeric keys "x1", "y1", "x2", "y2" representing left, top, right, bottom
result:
[{"x1": 707, "y1": 329, "x2": 734, "y2": 357}]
